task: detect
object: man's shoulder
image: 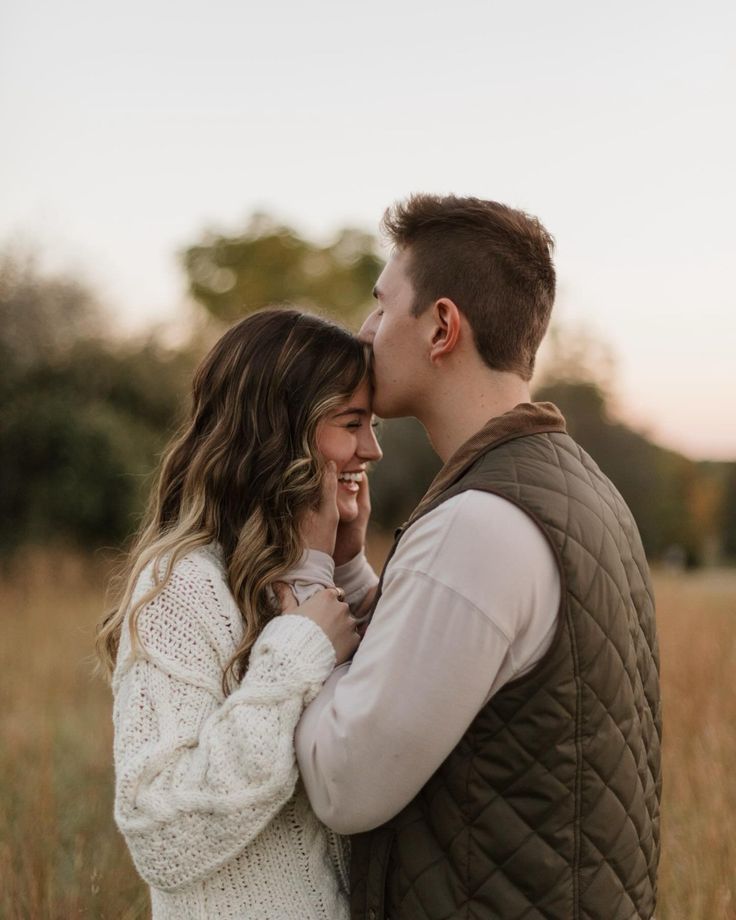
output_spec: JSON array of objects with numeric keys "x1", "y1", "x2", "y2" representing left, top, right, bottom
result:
[
  {"x1": 410, "y1": 488, "x2": 544, "y2": 544},
  {"x1": 385, "y1": 488, "x2": 560, "y2": 641},
  {"x1": 392, "y1": 489, "x2": 558, "y2": 585}
]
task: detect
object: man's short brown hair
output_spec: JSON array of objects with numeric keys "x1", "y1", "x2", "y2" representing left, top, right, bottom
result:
[{"x1": 381, "y1": 194, "x2": 556, "y2": 381}]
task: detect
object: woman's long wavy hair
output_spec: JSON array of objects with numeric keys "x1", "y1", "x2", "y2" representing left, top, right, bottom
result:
[{"x1": 96, "y1": 308, "x2": 370, "y2": 694}]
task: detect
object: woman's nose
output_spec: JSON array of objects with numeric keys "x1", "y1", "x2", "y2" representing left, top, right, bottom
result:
[{"x1": 358, "y1": 426, "x2": 383, "y2": 462}]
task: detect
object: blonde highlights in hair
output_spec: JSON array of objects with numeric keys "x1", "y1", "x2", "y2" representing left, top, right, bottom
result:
[{"x1": 96, "y1": 309, "x2": 369, "y2": 694}]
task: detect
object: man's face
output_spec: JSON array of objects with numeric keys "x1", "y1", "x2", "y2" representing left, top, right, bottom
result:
[{"x1": 359, "y1": 249, "x2": 429, "y2": 419}]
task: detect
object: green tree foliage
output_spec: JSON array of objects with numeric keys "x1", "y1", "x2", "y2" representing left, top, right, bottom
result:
[
  {"x1": 0, "y1": 253, "x2": 194, "y2": 553},
  {"x1": 182, "y1": 215, "x2": 382, "y2": 325}
]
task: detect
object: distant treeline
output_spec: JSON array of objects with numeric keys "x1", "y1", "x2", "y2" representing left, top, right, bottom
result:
[{"x1": 1, "y1": 224, "x2": 734, "y2": 566}]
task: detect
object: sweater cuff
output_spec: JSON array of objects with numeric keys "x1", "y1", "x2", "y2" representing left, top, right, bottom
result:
[
  {"x1": 249, "y1": 614, "x2": 336, "y2": 695},
  {"x1": 334, "y1": 551, "x2": 379, "y2": 609},
  {"x1": 285, "y1": 549, "x2": 336, "y2": 603}
]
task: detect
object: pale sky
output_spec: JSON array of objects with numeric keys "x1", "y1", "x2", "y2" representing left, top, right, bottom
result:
[{"x1": 2, "y1": 0, "x2": 735, "y2": 459}]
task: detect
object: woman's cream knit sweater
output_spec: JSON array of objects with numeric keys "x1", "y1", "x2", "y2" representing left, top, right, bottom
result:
[{"x1": 112, "y1": 543, "x2": 375, "y2": 919}]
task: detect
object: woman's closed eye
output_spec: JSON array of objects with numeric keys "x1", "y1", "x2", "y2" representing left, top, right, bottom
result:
[{"x1": 345, "y1": 419, "x2": 380, "y2": 430}]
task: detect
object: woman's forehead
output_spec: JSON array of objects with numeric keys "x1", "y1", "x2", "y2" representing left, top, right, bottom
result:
[{"x1": 333, "y1": 379, "x2": 372, "y2": 415}]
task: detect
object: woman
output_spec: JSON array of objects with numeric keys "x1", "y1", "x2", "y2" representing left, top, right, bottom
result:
[{"x1": 96, "y1": 308, "x2": 382, "y2": 919}]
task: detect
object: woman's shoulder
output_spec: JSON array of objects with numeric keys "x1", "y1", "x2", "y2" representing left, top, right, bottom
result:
[
  {"x1": 132, "y1": 542, "x2": 230, "y2": 614},
  {"x1": 115, "y1": 542, "x2": 241, "y2": 691}
]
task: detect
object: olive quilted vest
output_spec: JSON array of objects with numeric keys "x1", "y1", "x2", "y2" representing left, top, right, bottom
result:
[{"x1": 350, "y1": 402, "x2": 661, "y2": 920}]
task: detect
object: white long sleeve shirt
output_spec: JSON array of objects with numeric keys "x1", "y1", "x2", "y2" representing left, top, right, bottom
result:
[{"x1": 295, "y1": 490, "x2": 562, "y2": 835}]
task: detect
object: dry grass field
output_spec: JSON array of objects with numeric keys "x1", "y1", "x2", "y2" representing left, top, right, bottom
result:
[{"x1": 0, "y1": 547, "x2": 734, "y2": 919}]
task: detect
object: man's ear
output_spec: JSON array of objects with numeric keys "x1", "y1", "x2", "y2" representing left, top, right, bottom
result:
[{"x1": 429, "y1": 298, "x2": 462, "y2": 363}]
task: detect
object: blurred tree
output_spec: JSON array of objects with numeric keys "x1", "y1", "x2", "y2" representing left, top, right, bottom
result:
[
  {"x1": 0, "y1": 249, "x2": 101, "y2": 393},
  {"x1": 3, "y1": 237, "x2": 732, "y2": 567},
  {"x1": 537, "y1": 322, "x2": 618, "y2": 393},
  {"x1": 369, "y1": 418, "x2": 442, "y2": 531},
  {"x1": 533, "y1": 324, "x2": 714, "y2": 562},
  {"x1": 721, "y1": 464, "x2": 736, "y2": 560},
  {"x1": 182, "y1": 215, "x2": 382, "y2": 325},
  {"x1": 0, "y1": 252, "x2": 194, "y2": 554},
  {"x1": 534, "y1": 344, "x2": 704, "y2": 563},
  {"x1": 689, "y1": 463, "x2": 728, "y2": 565}
]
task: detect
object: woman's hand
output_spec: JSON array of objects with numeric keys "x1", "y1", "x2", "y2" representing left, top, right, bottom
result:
[
  {"x1": 300, "y1": 461, "x2": 340, "y2": 556},
  {"x1": 333, "y1": 470, "x2": 372, "y2": 567},
  {"x1": 276, "y1": 585, "x2": 361, "y2": 665}
]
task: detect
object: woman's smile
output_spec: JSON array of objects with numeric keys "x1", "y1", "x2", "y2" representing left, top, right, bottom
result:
[{"x1": 337, "y1": 470, "x2": 365, "y2": 493}]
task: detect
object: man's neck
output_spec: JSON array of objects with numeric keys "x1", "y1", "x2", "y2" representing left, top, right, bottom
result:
[{"x1": 418, "y1": 372, "x2": 532, "y2": 463}]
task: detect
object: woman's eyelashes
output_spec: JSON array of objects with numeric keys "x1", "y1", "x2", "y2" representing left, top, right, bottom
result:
[{"x1": 344, "y1": 418, "x2": 380, "y2": 430}]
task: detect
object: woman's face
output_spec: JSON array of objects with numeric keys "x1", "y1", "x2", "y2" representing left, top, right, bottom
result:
[{"x1": 315, "y1": 379, "x2": 383, "y2": 523}]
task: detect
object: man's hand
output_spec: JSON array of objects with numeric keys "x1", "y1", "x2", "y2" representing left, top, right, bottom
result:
[
  {"x1": 333, "y1": 470, "x2": 372, "y2": 567},
  {"x1": 300, "y1": 461, "x2": 340, "y2": 556}
]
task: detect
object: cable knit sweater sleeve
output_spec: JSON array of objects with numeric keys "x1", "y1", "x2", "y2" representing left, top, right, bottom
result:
[{"x1": 112, "y1": 551, "x2": 336, "y2": 893}]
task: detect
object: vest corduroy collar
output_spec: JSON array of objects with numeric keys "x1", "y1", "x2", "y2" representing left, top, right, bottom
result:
[{"x1": 407, "y1": 401, "x2": 566, "y2": 527}]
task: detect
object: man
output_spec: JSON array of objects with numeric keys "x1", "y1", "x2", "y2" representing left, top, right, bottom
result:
[{"x1": 294, "y1": 195, "x2": 662, "y2": 919}]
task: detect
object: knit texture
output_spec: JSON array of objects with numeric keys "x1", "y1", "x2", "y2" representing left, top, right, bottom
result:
[{"x1": 112, "y1": 543, "x2": 349, "y2": 920}]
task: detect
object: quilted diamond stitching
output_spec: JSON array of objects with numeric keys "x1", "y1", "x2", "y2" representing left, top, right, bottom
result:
[{"x1": 353, "y1": 427, "x2": 660, "y2": 920}]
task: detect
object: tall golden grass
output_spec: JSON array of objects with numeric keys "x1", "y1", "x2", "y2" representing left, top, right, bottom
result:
[{"x1": 0, "y1": 547, "x2": 734, "y2": 919}]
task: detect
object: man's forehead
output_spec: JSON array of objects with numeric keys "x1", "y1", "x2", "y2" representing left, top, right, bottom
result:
[{"x1": 374, "y1": 250, "x2": 411, "y2": 297}]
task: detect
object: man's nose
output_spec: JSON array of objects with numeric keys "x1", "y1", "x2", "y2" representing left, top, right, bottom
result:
[{"x1": 358, "y1": 311, "x2": 377, "y2": 344}]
